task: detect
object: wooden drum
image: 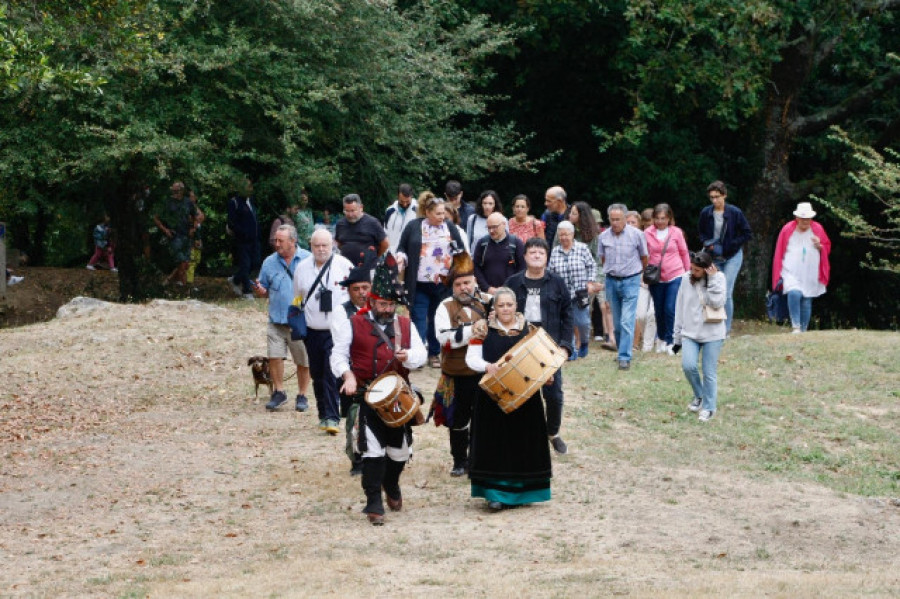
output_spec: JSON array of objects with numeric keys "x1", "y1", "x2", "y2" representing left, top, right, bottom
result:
[
  {"x1": 365, "y1": 372, "x2": 422, "y2": 427},
  {"x1": 478, "y1": 326, "x2": 567, "y2": 413}
]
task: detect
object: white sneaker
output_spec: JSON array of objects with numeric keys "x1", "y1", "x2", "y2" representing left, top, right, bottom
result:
[
  {"x1": 7, "y1": 275, "x2": 24, "y2": 286},
  {"x1": 86, "y1": 264, "x2": 96, "y2": 270},
  {"x1": 666, "y1": 344, "x2": 675, "y2": 355},
  {"x1": 688, "y1": 398, "x2": 702, "y2": 412},
  {"x1": 698, "y1": 409, "x2": 714, "y2": 422},
  {"x1": 655, "y1": 340, "x2": 667, "y2": 353},
  {"x1": 791, "y1": 327, "x2": 802, "y2": 334},
  {"x1": 594, "y1": 336, "x2": 603, "y2": 341}
]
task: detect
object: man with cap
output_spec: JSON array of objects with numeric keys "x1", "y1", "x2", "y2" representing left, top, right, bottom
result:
[
  {"x1": 331, "y1": 265, "x2": 372, "y2": 475},
  {"x1": 434, "y1": 249, "x2": 492, "y2": 476},
  {"x1": 330, "y1": 253, "x2": 427, "y2": 526}
]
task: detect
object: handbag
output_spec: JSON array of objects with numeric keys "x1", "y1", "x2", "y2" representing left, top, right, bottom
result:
[
  {"x1": 695, "y1": 283, "x2": 726, "y2": 323},
  {"x1": 288, "y1": 256, "x2": 332, "y2": 340},
  {"x1": 574, "y1": 288, "x2": 591, "y2": 309},
  {"x1": 642, "y1": 233, "x2": 670, "y2": 285},
  {"x1": 766, "y1": 277, "x2": 790, "y2": 323}
]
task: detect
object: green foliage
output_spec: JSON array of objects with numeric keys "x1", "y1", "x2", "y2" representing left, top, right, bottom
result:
[{"x1": 815, "y1": 125, "x2": 900, "y2": 274}]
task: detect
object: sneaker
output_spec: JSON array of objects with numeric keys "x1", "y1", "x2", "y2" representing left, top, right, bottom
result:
[
  {"x1": 617, "y1": 360, "x2": 630, "y2": 371},
  {"x1": 698, "y1": 409, "x2": 714, "y2": 422},
  {"x1": 791, "y1": 327, "x2": 802, "y2": 334},
  {"x1": 568, "y1": 351, "x2": 578, "y2": 362},
  {"x1": 487, "y1": 501, "x2": 504, "y2": 511},
  {"x1": 429, "y1": 355, "x2": 441, "y2": 369},
  {"x1": 7, "y1": 275, "x2": 24, "y2": 286},
  {"x1": 655, "y1": 339, "x2": 667, "y2": 353},
  {"x1": 593, "y1": 335, "x2": 604, "y2": 341},
  {"x1": 318, "y1": 419, "x2": 329, "y2": 430},
  {"x1": 295, "y1": 394, "x2": 308, "y2": 412},
  {"x1": 86, "y1": 264, "x2": 96, "y2": 271},
  {"x1": 578, "y1": 343, "x2": 589, "y2": 359},
  {"x1": 227, "y1": 276, "x2": 242, "y2": 297},
  {"x1": 110, "y1": 268, "x2": 118, "y2": 273},
  {"x1": 324, "y1": 419, "x2": 340, "y2": 435},
  {"x1": 265, "y1": 390, "x2": 288, "y2": 411},
  {"x1": 688, "y1": 397, "x2": 702, "y2": 412},
  {"x1": 666, "y1": 344, "x2": 675, "y2": 356},
  {"x1": 550, "y1": 436, "x2": 568, "y2": 455}
]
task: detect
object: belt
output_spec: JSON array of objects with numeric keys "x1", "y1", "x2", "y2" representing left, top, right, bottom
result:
[{"x1": 606, "y1": 272, "x2": 641, "y2": 281}]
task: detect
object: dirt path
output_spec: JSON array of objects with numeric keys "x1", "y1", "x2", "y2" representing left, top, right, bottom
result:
[{"x1": 1, "y1": 299, "x2": 898, "y2": 597}]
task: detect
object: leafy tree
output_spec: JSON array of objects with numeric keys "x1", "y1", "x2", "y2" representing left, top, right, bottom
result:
[
  {"x1": 602, "y1": 0, "x2": 900, "y2": 307},
  {"x1": 816, "y1": 126, "x2": 900, "y2": 274},
  {"x1": 1, "y1": 0, "x2": 530, "y2": 299}
]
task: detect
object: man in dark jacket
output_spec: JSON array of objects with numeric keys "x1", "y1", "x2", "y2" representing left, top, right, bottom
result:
[
  {"x1": 473, "y1": 213, "x2": 525, "y2": 293},
  {"x1": 504, "y1": 237, "x2": 574, "y2": 455},
  {"x1": 226, "y1": 177, "x2": 260, "y2": 298}
]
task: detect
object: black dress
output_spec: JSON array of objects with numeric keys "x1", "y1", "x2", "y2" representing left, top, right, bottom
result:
[{"x1": 469, "y1": 324, "x2": 552, "y2": 505}]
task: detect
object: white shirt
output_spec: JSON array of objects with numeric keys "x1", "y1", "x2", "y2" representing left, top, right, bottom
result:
[
  {"x1": 434, "y1": 295, "x2": 490, "y2": 349},
  {"x1": 781, "y1": 229, "x2": 826, "y2": 298},
  {"x1": 293, "y1": 253, "x2": 353, "y2": 330},
  {"x1": 330, "y1": 312, "x2": 427, "y2": 379}
]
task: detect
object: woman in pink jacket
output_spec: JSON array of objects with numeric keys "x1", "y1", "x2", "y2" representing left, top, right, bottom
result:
[
  {"x1": 645, "y1": 204, "x2": 691, "y2": 353},
  {"x1": 771, "y1": 202, "x2": 831, "y2": 333}
]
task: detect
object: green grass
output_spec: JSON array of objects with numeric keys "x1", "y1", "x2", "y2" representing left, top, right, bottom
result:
[{"x1": 567, "y1": 328, "x2": 900, "y2": 496}]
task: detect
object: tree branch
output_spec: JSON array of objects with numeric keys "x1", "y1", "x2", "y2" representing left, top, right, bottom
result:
[{"x1": 790, "y1": 69, "x2": 900, "y2": 137}]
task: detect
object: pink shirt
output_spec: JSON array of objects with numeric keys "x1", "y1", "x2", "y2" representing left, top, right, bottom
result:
[
  {"x1": 508, "y1": 217, "x2": 545, "y2": 243},
  {"x1": 644, "y1": 225, "x2": 690, "y2": 282}
]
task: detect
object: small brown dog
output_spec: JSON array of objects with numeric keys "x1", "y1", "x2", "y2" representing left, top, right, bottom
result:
[{"x1": 247, "y1": 356, "x2": 272, "y2": 402}]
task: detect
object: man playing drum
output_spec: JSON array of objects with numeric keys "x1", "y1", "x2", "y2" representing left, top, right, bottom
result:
[
  {"x1": 434, "y1": 250, "x2": 491, "y2": 477},
  {"x1": 330, "y1": 253, "x2": 427, "y2": 526}
]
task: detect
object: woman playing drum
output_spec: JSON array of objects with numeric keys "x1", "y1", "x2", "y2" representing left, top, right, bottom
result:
[{"x1": 465, "y1": 287, "x2": 552, "y2": 511}]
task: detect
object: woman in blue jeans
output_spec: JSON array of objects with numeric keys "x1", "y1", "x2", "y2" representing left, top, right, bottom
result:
[
  {"x1": 672, "y1": 251, "x2": 726, "y2": 423},
  {"x1": 697, "y1": 181, "x2": 752, "y2": 335}
]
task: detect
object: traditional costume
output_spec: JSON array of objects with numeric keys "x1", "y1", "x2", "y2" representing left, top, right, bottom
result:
[
  {"x1": 330, "y1": 253, "x2": 426, "y2": 525},
  {"x1": 433, "y1": 250, "x2": 491, "y2": 476},
  {"x1": 465, "y1": 314, "x2": 552, "y2": 508}
]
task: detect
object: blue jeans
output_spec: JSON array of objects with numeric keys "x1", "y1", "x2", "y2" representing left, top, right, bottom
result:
[
  {"x1": 303, "y1": 329, "x2": 340, "y2": 422},
  {"x1": 681, "y1": 338, "x2": 724, "y2": 413},
  {"x1": 605, "y1": 273, "x2": 641, "y2": 362},
  {"x1": 786, "y1": 290, "x2": 813, "y2": 331},
  {"x1": 713, "y1": 248, "x2": 742, "y2": 335},
  {"x1": 648, "y1": 277, "x2": 681, "y2": 345},
  {"x1": 541, "y1": 370, "x2": 564, "y2": 437},
  {"x1": 572, "y1": 304, "x2": 590, "y2": 348},
  {"x1": 412, "y1": 282, "x2": 449, "y2": 357}
]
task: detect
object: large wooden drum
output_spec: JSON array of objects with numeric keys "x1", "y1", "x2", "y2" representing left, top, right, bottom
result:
[
  {"x1": 478, "y1": 326, "x2": 567, "y2": 413},
  {"x1": 365, "y1": 372, "x2": 422, "y2": 427}
]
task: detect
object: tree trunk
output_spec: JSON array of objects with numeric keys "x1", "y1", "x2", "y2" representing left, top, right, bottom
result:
[{"x1": 742, "y1": 27, "x2": 814, "y2": 313}]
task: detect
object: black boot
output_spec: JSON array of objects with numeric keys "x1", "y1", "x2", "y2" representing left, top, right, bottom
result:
[
  {"x1": 382, "y1": 458, "x2": 405, "y2": 511},
  {"x1": 449, "y1": 428, "x2": 469, "y2": 476},
  {"x1": 361, "y1": 457, "x2": 386, "y2": 516},
  {"x1": 350, "y1": 453, "x2": 363, "y2": 476}
]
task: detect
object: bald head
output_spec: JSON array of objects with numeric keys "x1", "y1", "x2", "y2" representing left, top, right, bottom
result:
[
  {"x1": 544, "y1": 186, "x2": 567, "y2": 215},
  {"x1": 486, "y1": 212, "x2": 507, "y2": 241}
]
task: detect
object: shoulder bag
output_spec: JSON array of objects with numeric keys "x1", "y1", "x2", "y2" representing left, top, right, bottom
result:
[
  {"x1": 695, "y1": 283, "x2": 726, "y2": 323},
  {"x1": 288, "y1": 256, "x2": 332, "y2": 340},
  {"x1": 642, "y1": 232, "x2": 670, "y2": 285}
]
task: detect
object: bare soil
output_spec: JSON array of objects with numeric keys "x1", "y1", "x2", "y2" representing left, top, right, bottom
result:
[{"x1": 1, "y1": 269, "x2": 898, "y2": 597}]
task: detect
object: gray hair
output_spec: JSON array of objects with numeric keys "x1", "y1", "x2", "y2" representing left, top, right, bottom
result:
[
  {"x1": 557, "y1": 221, "x2": 575, "y2": 233},
  {"x1": 493, "y1": 286, "x2": 517, "y2": 305},
  {"x1": 342, "y1": 193, "x2": 362, "y2": 206},
  {"x1": 277, "y1": 224, "x2": 298, "y2": 243},
  {"x1": 607, "y1": 203, "x2": 628, "y2": 216}
]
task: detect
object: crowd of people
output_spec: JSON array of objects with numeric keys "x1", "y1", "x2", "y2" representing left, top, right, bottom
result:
[
  {"x1": 227, "y1": 176, "x2": 834, "y2": 526},
  {"x1": 33, "y1": 175, "x2": 830, "y2": 525}
]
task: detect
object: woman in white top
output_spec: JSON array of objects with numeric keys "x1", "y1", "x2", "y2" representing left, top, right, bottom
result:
[
  {"x1": 771, "y1": 202, "x2": 832, "y2": 333},
  {"x1": 672, "y1": 250, "x2": 726, "y2": 423},
  {"x1": 466, "y1": 190, "x2": 502, "y2": 247}
]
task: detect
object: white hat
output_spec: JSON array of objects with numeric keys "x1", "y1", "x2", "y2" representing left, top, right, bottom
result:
[{"x1": 793, "y1": 202, "x2": 816, "y2": 218}]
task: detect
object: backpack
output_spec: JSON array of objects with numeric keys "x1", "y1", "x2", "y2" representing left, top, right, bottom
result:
[{"x1": 476, "y1": 234, "x2": 520, "y2": 269}]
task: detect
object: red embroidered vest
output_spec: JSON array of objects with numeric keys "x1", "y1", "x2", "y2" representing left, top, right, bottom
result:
[{"x1": 349, "y1": 313, "x2": 411, "y2": 383}]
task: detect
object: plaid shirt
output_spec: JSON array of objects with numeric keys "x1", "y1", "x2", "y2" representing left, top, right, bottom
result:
[{"x1": 548, "y1": 241, "x2": 598, "y2": 298}]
